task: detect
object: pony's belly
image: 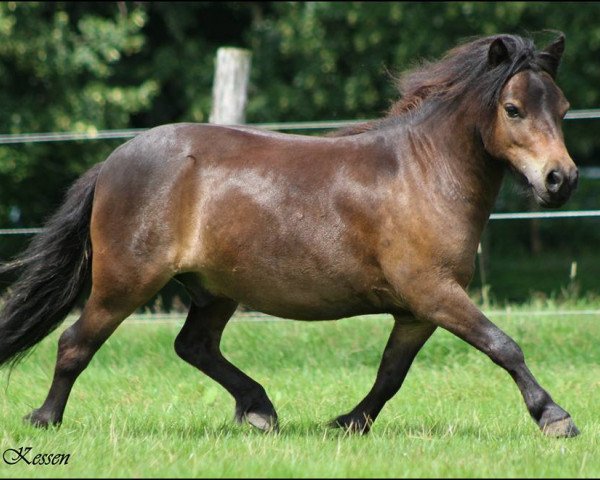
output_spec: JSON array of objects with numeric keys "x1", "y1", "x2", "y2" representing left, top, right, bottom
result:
[
  {"x1": 237, "y1": 295, "x2": 376, "y2": 321},
  {"x1": 198, "y1": 267, "x2": 392, "y2": 320}
]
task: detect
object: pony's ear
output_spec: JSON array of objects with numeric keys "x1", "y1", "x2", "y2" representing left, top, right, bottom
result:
[
  {"x1": 488, "y1": 38, "x2": 510, "y2": 67},
  {"x1": 539, "y1": 34, "x2": 565, "y2": 78}
]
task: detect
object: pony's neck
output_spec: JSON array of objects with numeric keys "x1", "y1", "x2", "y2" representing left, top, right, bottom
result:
[{"x1": 406, "y1": 106, "x2": 505, "y2": 225}]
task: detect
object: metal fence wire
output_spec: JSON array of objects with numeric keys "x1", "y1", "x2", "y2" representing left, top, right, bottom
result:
[
  {"x1": 0, "y1": 110, "x2": 599, "y2": 235},
  {"x1": 0, "y1": 108, "x2": 599, "y2": 144}
]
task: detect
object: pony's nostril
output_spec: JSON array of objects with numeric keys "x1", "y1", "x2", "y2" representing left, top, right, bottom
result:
[{"x1": 545, "y1": 170, "x2": 564, "y2": 193}]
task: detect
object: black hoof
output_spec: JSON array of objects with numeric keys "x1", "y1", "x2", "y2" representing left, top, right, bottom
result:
[
  {"x1": 538, "y1": 406, "x2": 579, "y2": 438},
  {"x1": 329, "y1": 413, "x2": 372, "y2": 435},
  {"x1": 235, "y1": 397, "x2": 279, "y2": 433},
  {"x1": 541, "y1": 417, "x2": 580, "y2": 438},
  {"x1": 244, "y1": 411, "x2": 279, "y2": 433},
  {"x1": 23, "y1": 409, "x2": 61, "y2": 429}
]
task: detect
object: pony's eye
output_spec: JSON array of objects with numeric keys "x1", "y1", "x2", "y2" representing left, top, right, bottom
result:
[{"x1": 504, "y1": 104, "x2": 521, "y2": 118}]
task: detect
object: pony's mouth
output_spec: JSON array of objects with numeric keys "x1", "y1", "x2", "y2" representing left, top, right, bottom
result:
[
  {"x1": 507, "y1": 160, "x2": 576, "y2": 209},
  {"x1": 509, "y1": 167, "x2": 571, "y2": 209},
  {"x1": 531, "y1": 187, "x2": 569, "y2": 209}
]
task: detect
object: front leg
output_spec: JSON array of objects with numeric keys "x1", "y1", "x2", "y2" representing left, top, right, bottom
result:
[{"x1": 410, "y1": 282, "x2": 579, "y2": 437}]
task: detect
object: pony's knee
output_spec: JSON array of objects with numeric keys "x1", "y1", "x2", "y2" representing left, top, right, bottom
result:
[
  {"x1": 174, "y1": 334, "x2": 191, "y2": 362},
  {"x1": 174, "y1": 334, "x2": 213, "y2": 369},
  {"x1": 486, "y1": 333, "x2": 524, "y2": 370}
]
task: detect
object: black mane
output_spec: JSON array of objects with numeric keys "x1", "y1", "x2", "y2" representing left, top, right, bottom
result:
[{"x1": 331, "y1": 33, "x2": 562, "y2": 137}]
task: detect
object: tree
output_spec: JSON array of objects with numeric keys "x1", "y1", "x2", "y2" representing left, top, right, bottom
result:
[
  {"x1": 2, "y1": 2, "x2": 599, "y2": 304},
  {"x1": 0, "y1": 2, "x2": 157, "y2": 225}
]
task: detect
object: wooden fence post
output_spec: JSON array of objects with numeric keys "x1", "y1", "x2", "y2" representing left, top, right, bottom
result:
[{"x1": 209, "y1": 47, "x2": 252, "y2": 125}]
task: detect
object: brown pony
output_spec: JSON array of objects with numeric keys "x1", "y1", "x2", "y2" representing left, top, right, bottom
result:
[{"x1": 0, "y1": 33, "x2": 579, "y2": 437}]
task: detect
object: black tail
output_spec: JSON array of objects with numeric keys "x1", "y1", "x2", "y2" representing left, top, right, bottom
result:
[{"x1": 0, "y1": 162, "x2": 103, "y2": 368}]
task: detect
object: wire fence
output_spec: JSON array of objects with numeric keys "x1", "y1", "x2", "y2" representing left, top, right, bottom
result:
[
  {"x1": 0, "y1": 109, "x2": 599, "y2": 236},
  {"x1": 2, "y1": 210, "x2": 600, "y2": 237},
  {"x1": 50, "y1": 308, "x2": 600, "y2": 327},
  {"x1": 0, "y1": 108, "x2": 599, "y2": 144}
]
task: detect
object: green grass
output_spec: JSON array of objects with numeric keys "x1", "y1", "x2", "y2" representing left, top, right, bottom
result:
[
  {"x1": 1, "y1": 309, "x2": 599, "y2": 477},
  {"x1": 471, "y1": 248, "x2": 600, "y2": 304}
]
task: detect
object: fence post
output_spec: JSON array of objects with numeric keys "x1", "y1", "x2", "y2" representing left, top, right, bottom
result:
[
  {"x1": 209, "y1": 47, "x2": 252, "y2": 125},
  {"x1": 477, "y1": 241, "x2": 490, "y2": 308}
]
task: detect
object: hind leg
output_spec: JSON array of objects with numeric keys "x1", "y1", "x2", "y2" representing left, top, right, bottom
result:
[
  {"x1": 25, "y1": 274, "x2": 166, "y2": 428},
  {"x1": 174, "y1": 299, "x2": 278, "y2": 432},
  {"x1": 332, "y1": 314, "x2": 436, "y2": 434}
]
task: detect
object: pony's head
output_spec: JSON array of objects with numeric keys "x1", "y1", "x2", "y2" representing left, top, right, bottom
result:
[
  {"x1": 479, "y1": 34, "x2": 577, "y2": 208},
  {"x1": 396, "y1": 33, "x2": 578, "y2": 208}
]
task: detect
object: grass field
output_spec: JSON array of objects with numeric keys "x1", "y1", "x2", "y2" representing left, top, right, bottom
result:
[{"x1": 0, "y1": 307, "x2": 599, "y2": 478}]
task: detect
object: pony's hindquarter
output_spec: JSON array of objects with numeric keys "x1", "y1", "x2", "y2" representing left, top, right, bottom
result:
[
  {"x1": 3, "y1": 125, "x2": 281, "y2": 429},
  {"x1": 0, "y1": 163, "x2": 102, "y2": 368},
  {"x1": 18, "y1": 135, "x2": 185, "y2": 427}
]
